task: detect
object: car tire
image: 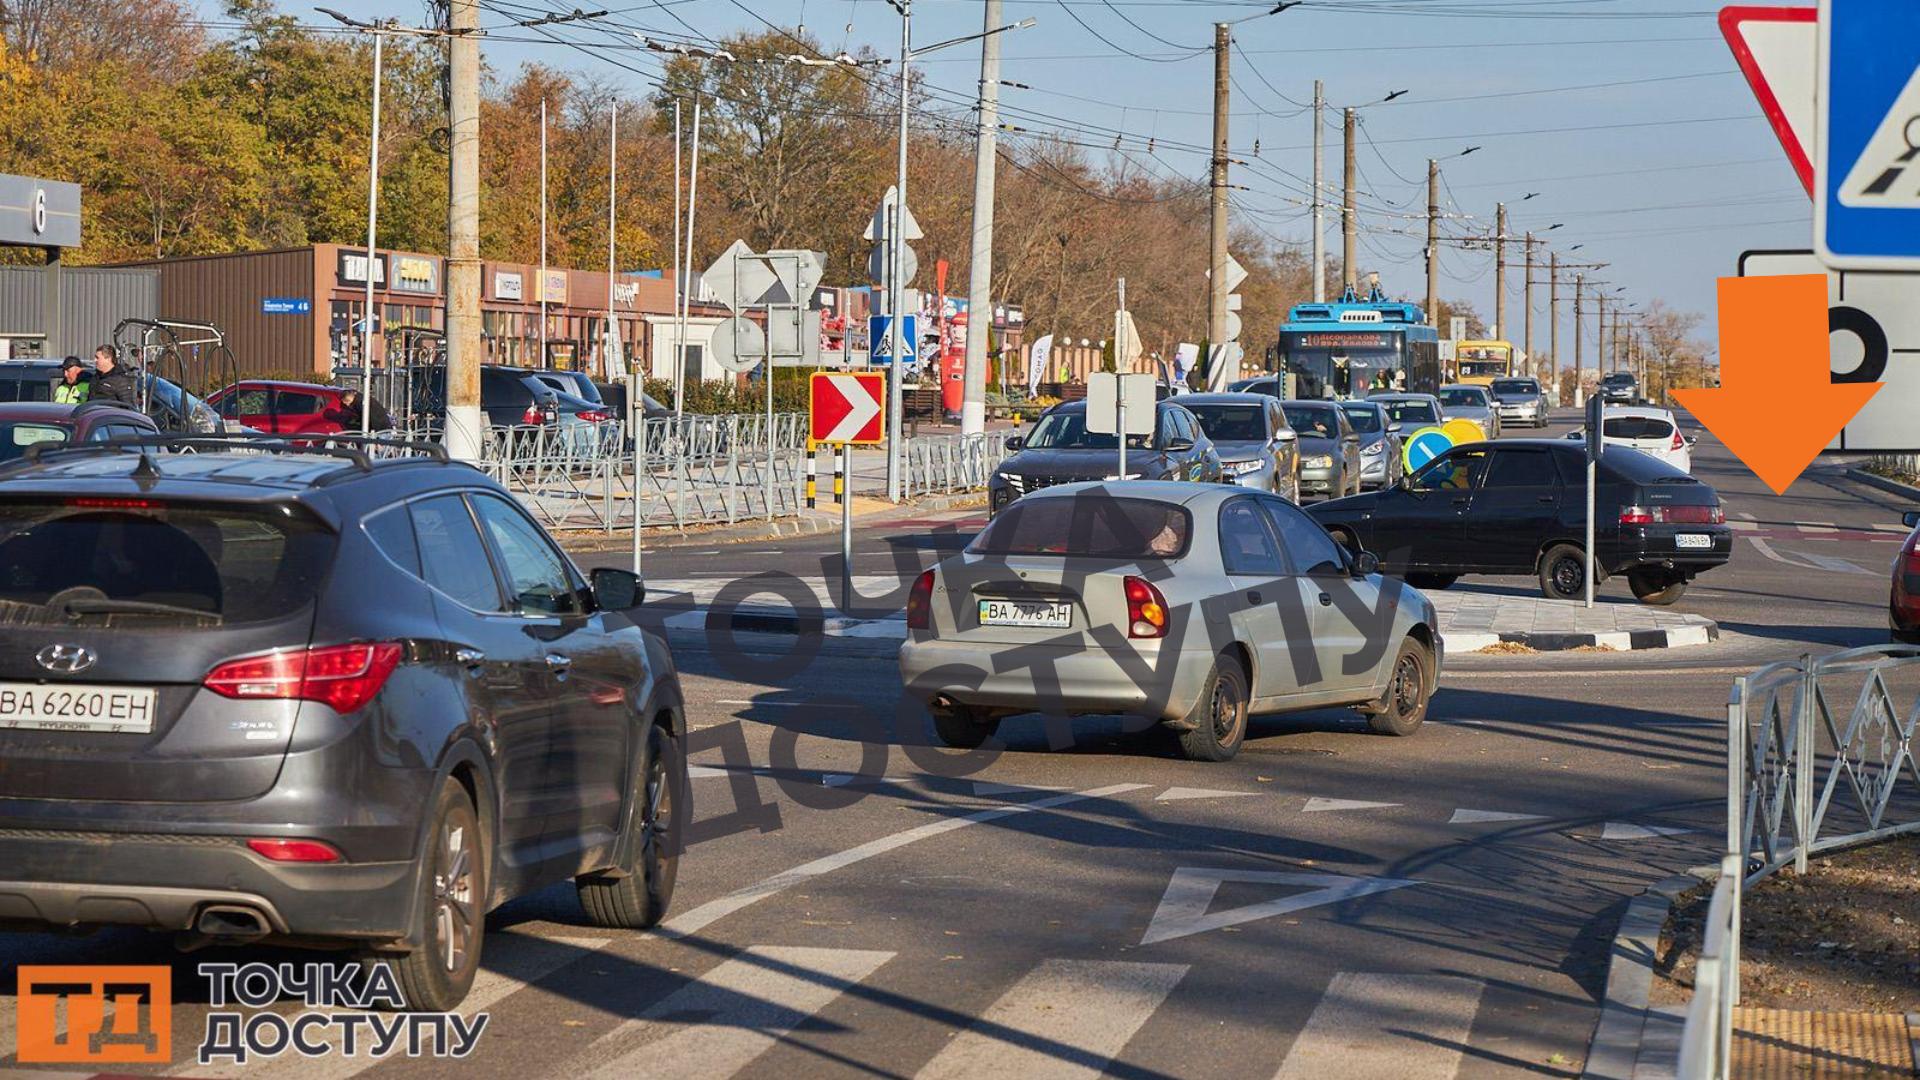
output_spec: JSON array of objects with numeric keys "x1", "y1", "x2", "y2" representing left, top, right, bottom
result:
[
  {"x1": 1538, "y1": 543, "x2": 1592, "y2": 601},
  {"x1": 372, "y1": 777, "x2": 487, "y2": 1012},
  {"x1": 930, "y1": 702, "x2": 1000, "y2": 749},
  {"x1": 576, "y1": 721, "x2": 681, "y2": 929},
  {"x1": 1359, "y1": 637, "x2": 1431, "y2": 737},
  {"x1": 1404, "y1": 573, "x2": 1457, "y2": 591},
  {"x1": 1176, "y1": 653, "x2": 1250, "y2": 762},
  {"x1": 1627, "y1": 571, "x2": 1688, "y2": 606},
  {"x1": 1891, "y1": 615, "x2": 1920, "y2": 645}
]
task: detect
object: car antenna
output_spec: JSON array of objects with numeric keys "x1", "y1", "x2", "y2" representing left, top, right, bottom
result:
[{"x1": 132, "y1": 448, "x2": 163, "y2": 485}]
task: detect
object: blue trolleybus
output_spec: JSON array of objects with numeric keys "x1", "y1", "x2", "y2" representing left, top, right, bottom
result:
[{"x1": 1276, "y1": 284, "x2": 1441, "y2": 400}]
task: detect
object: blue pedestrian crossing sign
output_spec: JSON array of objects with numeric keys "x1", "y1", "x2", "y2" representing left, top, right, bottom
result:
[
  {"x1": 868, "y1": 314, "x2": 918, "y2": 365},
  {"x1": 1816, "y1": 0, "x2": 1920, "y2": 269}
]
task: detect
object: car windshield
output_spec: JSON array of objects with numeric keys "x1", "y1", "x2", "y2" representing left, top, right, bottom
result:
[
  {"x1": 1024, "y1": 410, "x2": 1154, "y2": 450},
  {"x1": 1438, "y1": 388, "x2": 1487, "y2": 407},
  {"x1": 1603, "y1": 374, "x2": 1635, "y2": 386},
  {"x1": 1603, "y1": 416, "x2": 1674, "y2": 440},
  {"x1": 1491, "y1": 380, "x2": 1537, "y2": 395},
  {"x1": 970, "y1": 495, "x2": 1191, "y2": 558},
  {"x1": 1377, "y1": 400, "x2": 1439, "y2": 426},
  {"x1": 1281, "y1": 405, "x2": 1339, "y2": 438},
  {"x1": 1339, "y1": 405, "x2": 1383, "y2": 433},
  {"x1": 0, "y1": 423, "x2": 69, "y2": 462},
  {"x1": 0, "y1": 499, "x2": 335, "y2": 625},
  {"x1": 1185, "y1": 404, "x2": 1267, "y2": 442}
]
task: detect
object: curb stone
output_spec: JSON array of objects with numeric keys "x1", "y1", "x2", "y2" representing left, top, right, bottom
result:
[
  {"x1": 1843, "y1": 466, "x2": 1920, "y2": 504},
  {"x1": 1581, "y1": 868, "x2": 1717, "y2": 1080},
  {"x1": 1443, "y1": 623, "x2": 1718, "y2": 654}
]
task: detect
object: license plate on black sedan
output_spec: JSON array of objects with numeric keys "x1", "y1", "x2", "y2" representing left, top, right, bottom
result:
[
  {"x1": 0, "y1": 682, "x2": 157, "y2": 734},
  {"x1": 1675, "y1": 533, "x2": 1713, "y2": 550},
  {"x1": 978, "y1": 599, "x2": 1073, "y2": 628}
]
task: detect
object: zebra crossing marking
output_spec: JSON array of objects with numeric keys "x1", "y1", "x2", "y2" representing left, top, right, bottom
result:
[
  {"x1": 1273, "y1": 973, "x2": 1485, "y2": 1080},
  {"x1": 1141, "y1": 868, "x2": 1421, "y2": 946},
  {"x1": 915, "y1": 960, "x2": 1188, "y2": 1080}
]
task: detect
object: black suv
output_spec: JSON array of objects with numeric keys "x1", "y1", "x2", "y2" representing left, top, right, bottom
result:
[
  {"x1": 988, "y1": 399, "x2": 1224, "y2": 514},
  {"x1": 0, "y1": 437, "x2": 685, "y2": 1010}
]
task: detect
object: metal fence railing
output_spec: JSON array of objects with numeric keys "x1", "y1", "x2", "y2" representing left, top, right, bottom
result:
[
  {"x1": 1868, "y1": 451, "x2": 1920, "y2": 479},
  {"x1": 902, "y1": 432, "x2": 1011, "y2": 498},
  {"x1": 1677, "y1": 645, "x2": 1920, "y2": 1080}
]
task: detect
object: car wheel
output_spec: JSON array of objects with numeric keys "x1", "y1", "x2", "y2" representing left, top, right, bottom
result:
[
  {"x1": 1358, "y1": 637, "x2": 1431, "y2": 737},
  {"x1": 1538, "y1": 543, "x2": 1592, "y2": 601},
  {"x1": 371, "y1": 777, "x2": 486, "y2": 1012},
  {"x1": 1891, "y1": 615, "x2": 1920, "y2": 645},
  {"x1": 930, "y1": 702, "x2": 1000, "y2": 748},
  {"x1": 1176, "y1": 652, "x2": 1249, "y2": 762},
  {"x1": 1627, "y1": 570, "x2": 1688, "y2": 606},
  {"x1": 1404, "y1": 573, "x2": 1457, "y2": 590},
  {"x1": 576, "y1": 721, "x2": 681, "y2": 929}
]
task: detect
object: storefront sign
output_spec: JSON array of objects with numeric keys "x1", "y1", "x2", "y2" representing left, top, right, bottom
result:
[
  {"x1": 336, "y1": 251, "x2": 386, "y2": 286},
  {"x1": 613, "y1": 282, "x2": 639, "y2": 305},
  {"x1": 261, "y1": 297, "x2": 311, "y2": 315},
  {"x1": 494, "y1": 271, "x2": 524, "y2": 301},
  {"x1": 538, "y1": 270, "x2": 568, "y2": 303},
  {"x1": 392, "y1": 256, "x2": 438, "y2": 294},
  {"x1": 0, "y1": 175, "x2": 80, "y2": 248}
]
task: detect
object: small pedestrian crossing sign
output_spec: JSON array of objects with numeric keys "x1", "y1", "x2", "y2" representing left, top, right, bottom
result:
[{"x1": 1817, "y1": 0, "x2": 1920, "y2": 268}]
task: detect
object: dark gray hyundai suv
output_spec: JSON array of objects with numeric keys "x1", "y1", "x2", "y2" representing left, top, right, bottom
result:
[{"x1": 0, "y1": 436, "x2": 685, "y2": 1011}]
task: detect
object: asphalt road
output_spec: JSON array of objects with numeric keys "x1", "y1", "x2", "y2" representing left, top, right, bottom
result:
[{"x1": 0, "y1": 410, "x2": 1909, "y2": 1078}]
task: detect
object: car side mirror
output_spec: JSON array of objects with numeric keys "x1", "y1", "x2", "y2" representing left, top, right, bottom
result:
[
  {"x1": 1387, "y1": 422, "x2": 1403, "y2": 434},
  {"x1": 1165, "y1": 437, "x2": 1195, "y2": 452},
  {"x1": 1276, "y1": 429, "x2": 1297, "y2": 442},
  {"x1": 1004, "y1": 435, "x2": 1025, "y2": 451},
  {"x1": 1685, "y1": 435, "x2": 1699, "y2": 448},
  {"x1": 1349, "y1": 550, "x2": 1379, "y2": 577},
  {"x1": 1904, "y1": 510, "x2": 1920, "y2": 529},
  {"x1": 591, "y1": 567, "x2": 643, "y2": 610}
]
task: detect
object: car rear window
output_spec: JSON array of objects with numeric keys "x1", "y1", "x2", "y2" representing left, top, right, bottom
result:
[
  {"x1": 1491, "y1": 380, "x2": 1538, "y2": 394},
  {"x1": 1185, "y1": 404, "x2": 1267, "y2": 442},
  {"x1": 0, "y1": 423, "x2": 68, "y2": 462},
  {"x1": 0, "y1": 499, "x2": 333, "y2": 625},
  {"x1": 970, "y1": 495, "x2": 1192, "y2": 558},
  {"x1": 1602, "y1": 416, "x2": 1674, "y2": 440}
]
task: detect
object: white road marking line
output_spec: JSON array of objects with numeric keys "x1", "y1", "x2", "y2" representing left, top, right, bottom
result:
[
  {"x1": 1738, "y1": 510, "x2": 1756, "y2": 520},
  {"x1": 714, "y1": 699, "x2": 821, "y2": 708},
  {"x1": 184, "y1": 934, "x2": 609, "y2": 1079},
  {"x1": 821, "y1": 773, "x2": 913, "y2": 788},
  {"x1": 688, "y1": 765, "x2": 730, "y2": 779},
  {"x1": 1302, "y1": 797, "x2": 1401, "y2": 813},
  {"x1": 1448, "y1": 808, "x2": 1549, "y2": 825},
  {"x1": 659, "y1": 784, "x2": 1151, "y2": 939},
  {"x1": 1156, "y1": 787, "x2": 1259, "y2": 802},
  {"x1": 971, "y1": 781, "x2": 1073, "y2": 798},
  {"x1": 1600, "y1": 822, "x2": 1695, "y2": 840},
  {"x1": 1799, "y1": 521, "x2": 1837, "y2": 532},
  {"x1": 1272, "y1": 973, "x2": 1485, "y2": 1080},
  {"x1": 1747, "y1": 536, "x2": 1872, "y2": 574},
  {"x1": 915, "y1": 960, "x2": 1189, "y2": 1080},
  {"x1": 1727, "y1": 519, "x2": 1758, "y2": 531},
  {"x1": 1141, "y1": 868, "x2": 1421, "y2": 946},
  {"x1": 579, "y1": 946, "x2": 894, "y2": 1080}
]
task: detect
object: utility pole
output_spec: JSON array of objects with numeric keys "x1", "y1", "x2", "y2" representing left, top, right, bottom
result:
[
  {"x1": 540, "y1": 98, "x2": 549, "y2": 370},
  {"x1": 445, "y1": 0, "x2": 483, "y2": 460},
  {"x1": 1573, "y1": 273, "x2": 1584, "y2": 406},
  {"x1": 1424, "y1": 159, "x2": 1438, "y2": 327},
  {"x1": 605, "y1": 101, "x2": 618, "y2": 383},
  {"x1": 1207, "y1": 22, "x2": 1231, "y2": 351},
  {"x1": 1494, "y1": 203, "x2": 1507, "y2": 341},
  {"x1": 885, "y1": 0, "x2": 912, "y2": 502},
  {"x1": 1341, "y1": 107, "x2": 1357, "y2": 294},
  {"x1": 1311, "y1": 80, "x2": 1325, "y2": 303},
  {"x1": 1597, "y1": 293, "x2": 1608, "y2": 378},
  {"x1": 359, "y1": 28, "x2": 383, "y2": 433},
  {"x1": 1523, "y1": 232, "x2": 1534, "y2": 377},
  {"x1": 1549, "y1": 252, "x2": 1559, "y2": 399},
  {"x1": 960, "y1": 0, "x2": 1002, "y2": 436}
]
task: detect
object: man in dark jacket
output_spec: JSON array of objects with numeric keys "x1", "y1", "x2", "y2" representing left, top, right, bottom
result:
[
  {"x1": 333, "y1": 388, "x2": 394, "y2": 432},
  {"x1": 89, "y1": 346, "x2": 139, "y2": 407}
]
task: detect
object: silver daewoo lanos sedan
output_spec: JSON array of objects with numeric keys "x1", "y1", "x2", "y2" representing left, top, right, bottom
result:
[{"x1": 898, "y1": 481, "x2": 1442, "y2": 762}]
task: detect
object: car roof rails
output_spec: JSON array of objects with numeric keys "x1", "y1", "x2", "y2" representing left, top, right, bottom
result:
[{"x1": 9, "y1": 432, "x2": 451, "y2": 477}]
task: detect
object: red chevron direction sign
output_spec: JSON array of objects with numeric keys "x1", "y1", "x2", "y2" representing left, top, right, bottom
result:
[
  {"x1": 1721, "y1": 6, "x2": 1816, "y2": 197},
  {"x1": 809, "y1": 371, "x2": 886, "y2": 445}
]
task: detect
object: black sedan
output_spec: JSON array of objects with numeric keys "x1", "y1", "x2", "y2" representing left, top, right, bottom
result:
[
  {"x1": 989, "y1": 399, "x2": 1224, "y2": 513},
  {"x1": 1305, "y1": 439, "x2": 1731, "y2": 604}
]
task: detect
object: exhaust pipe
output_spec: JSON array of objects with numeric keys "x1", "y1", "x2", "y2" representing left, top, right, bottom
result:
[{"x1": 195, "y1": 905, "x2": 270, "y2": 939}]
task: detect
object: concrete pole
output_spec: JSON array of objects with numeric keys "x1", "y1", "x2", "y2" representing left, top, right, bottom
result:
[
  {"x1": 1549, "y1": 252, "x2": 1559, "y2": 398},
  {"x1": 1424, "y1": 159, "x2": 1438, "y2": 327},
  {"x1": 1311, "y1": 80, "x2": 1325, "y2": 303},
  {"x1": 675, "y1": 102, "x2": 702, "y2": 421},
  {"x1": 1523, "y1": 232, "x2": 1534, "y2": 377},
  {"x1": 445, "y1": 0, "x2": 484, "y2": 460},
  {"x1": 360, "y1": 30, "x2": 383, "y2": 433},
  {"x1": 1597, "y1": 293, "x2": 1607, "y2": 380},
  {"x1": 1342, "y1": 107, "x2": 1357, "y2": 295},
  {"x1": 960, "y1": 0, "x2": 1001, "y2": 435},
  {"x1": 886, "y1": 3, "x2": 912, "y2": 502},
  {"x1": 667, "y1": 101, "x2": 678, "y2": 395},
  {"x1": 1573, "y1": 273, "x2": 1584, "y2": 407},
  {"x1": 606, "y1": 101, "x2": 617, "y2": 383},
  {"x1": 540, "y1": 98, "x2": 549, "y2": 370},
  {"x1": 1494, "y1": 202, "x2": 1507, "y2": 342},
  {"x1": 1207, "y1": 23, "x2": 1231, "y2": 351}
]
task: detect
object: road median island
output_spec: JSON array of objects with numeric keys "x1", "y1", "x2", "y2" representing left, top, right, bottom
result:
[{"x1": 634, "y1": 575, "x2": 1719, "y2": 655}]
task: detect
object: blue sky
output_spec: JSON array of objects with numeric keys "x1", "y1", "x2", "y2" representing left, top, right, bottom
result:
[{"x1": 291, "y1": 0, "x2": 1815, "y2": 348}]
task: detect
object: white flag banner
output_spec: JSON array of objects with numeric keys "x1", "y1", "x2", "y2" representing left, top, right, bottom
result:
[
  {"x1": 1028, "y1": 334, "x2": 1054, "y2": 396},
  {"x1": 1174, "y1": 342, "x2": 1200, "y2": 380}
]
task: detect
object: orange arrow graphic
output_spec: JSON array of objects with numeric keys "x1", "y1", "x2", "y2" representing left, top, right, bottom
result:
[{"x1": 1673, "y1": 274, "x2": 1880, "y2": 495}]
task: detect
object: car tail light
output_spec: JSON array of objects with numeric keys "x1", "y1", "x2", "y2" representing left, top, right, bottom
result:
[
  {"x1": 1619, "y1": 505, "x2": 1654, "y2": 525},
  {"x1": 577, "y1": 409, "x2": 612, "y2": 423},
  {"x1": 906, "y1": 569, "x2": 936, "y2": 630},
  {"x1": 247, "y1": 838, "x2": 342, "y2": 863},
  {"x1": 1658, "y1": 504, "x2": 1723, "y2": 525},
  {"x1": 65, "y1": 497, "x2": 161, "y2": 509},
  {"x1": 1124, "y1": 575, "x2": 1169, "y2": 638},
  {"x1": 205, "y1": 643, "x2": 403, "y2": 714},
  {"x1": 522, "y1": 403, "x2": 542, "y2": 425},
  {"x1": 1902, "y1": 535, "x2": 1920, "y2": 597},
  {"x1": 1670, "y1": 430, "x2": 1686, "y2": 451}
]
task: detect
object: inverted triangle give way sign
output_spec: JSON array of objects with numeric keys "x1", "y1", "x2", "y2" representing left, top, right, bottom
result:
[
  {"x1": 1722, "y1": 6, "x2": 1816, "y2": 196},
  {"x1": 809, "y1": 371, "x2": 885, "y2": 445}
]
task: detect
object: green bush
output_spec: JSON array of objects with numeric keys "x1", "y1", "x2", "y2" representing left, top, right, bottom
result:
[{"x1": 645, "y1": 373, "x2": 810, "y2": 415}]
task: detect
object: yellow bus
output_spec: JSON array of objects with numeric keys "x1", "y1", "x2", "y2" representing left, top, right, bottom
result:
[{"x1": 1452, "y1": 340, "x2": 1514, "y2": 386}]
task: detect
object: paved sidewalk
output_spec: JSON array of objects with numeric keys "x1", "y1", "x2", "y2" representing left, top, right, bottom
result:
[{"x1": 639, "y1": 574, "x2": 1719, "y2": 653}]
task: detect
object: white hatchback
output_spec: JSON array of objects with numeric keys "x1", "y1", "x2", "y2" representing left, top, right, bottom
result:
[{"x1": 1598, "y1": 406, "x2": 1694, "y2": 473}]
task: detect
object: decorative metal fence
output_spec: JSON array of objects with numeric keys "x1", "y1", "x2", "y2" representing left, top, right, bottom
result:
[
  {"x1": 1677, "y1": 645, "x2": 1920, "y2": 1079},
  {"x1": 901, "y1": 432, "x2": 1011, "y2": 498}
]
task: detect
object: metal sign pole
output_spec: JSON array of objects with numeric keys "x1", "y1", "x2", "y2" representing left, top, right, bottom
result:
[
  {"x1": 841, "y1": 441, "x2": 853, "y2": 615},
  {"x1": 1584, "y1": 457, "x2": 1596, "y2": 608},
  {"x1": 1117, "y1": 396, "x2": 1127, "y2": 481},
  {"x1": 361, "y1": 30, "x2": 384, "y2": 433}
]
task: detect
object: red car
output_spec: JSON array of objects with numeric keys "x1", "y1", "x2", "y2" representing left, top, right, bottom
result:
[
  {"x1": 206, "y1": 380, "x2": 354, "y2": 435},
  {"x1": 1893, "y1": 510, "x2": 1920, "y2": 642},
  {"x1": 0, "y1": 401, "x2": 159, "y2": 463}
]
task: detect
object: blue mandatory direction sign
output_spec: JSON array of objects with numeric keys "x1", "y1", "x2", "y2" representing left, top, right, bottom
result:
[
  {"x1": 867, "y1": 314, "x2": 918, "y2": 365},
  {"x1": 1816, "y1": 0, "x2": 1920, "y2": 269},
  {"x1": 1401, "y1": 426, "x2": 1453, "y2": 475}
]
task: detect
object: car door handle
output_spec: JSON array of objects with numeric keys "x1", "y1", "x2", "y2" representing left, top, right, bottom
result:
[
  {"x1": 1537, "y1": 494, "x2": 1556, "y2": 504},
  {"x1": 1317, "y1": 592, "x2": 1333, "y2": 606},
  {"x1": 1451, "y1": 497, "x2": 1471, "y2": 507},
  {"x1": 545, "y1": 654, "x2": 572, "y2": 675},
  {"x1": 454, "y1": 647, "x2": 485, "y2": 669},
  {"x1": 1246, "y1": 590, "x2": 1262, "y2": 604}
]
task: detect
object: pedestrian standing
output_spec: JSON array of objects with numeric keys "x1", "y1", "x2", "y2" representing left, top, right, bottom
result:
[
  {"x1": 88, "y1": 346, "x2": 139, "y2": 407},
  {"x1": 53, "y1": 357, "x2": 90, "y2": 404}
]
